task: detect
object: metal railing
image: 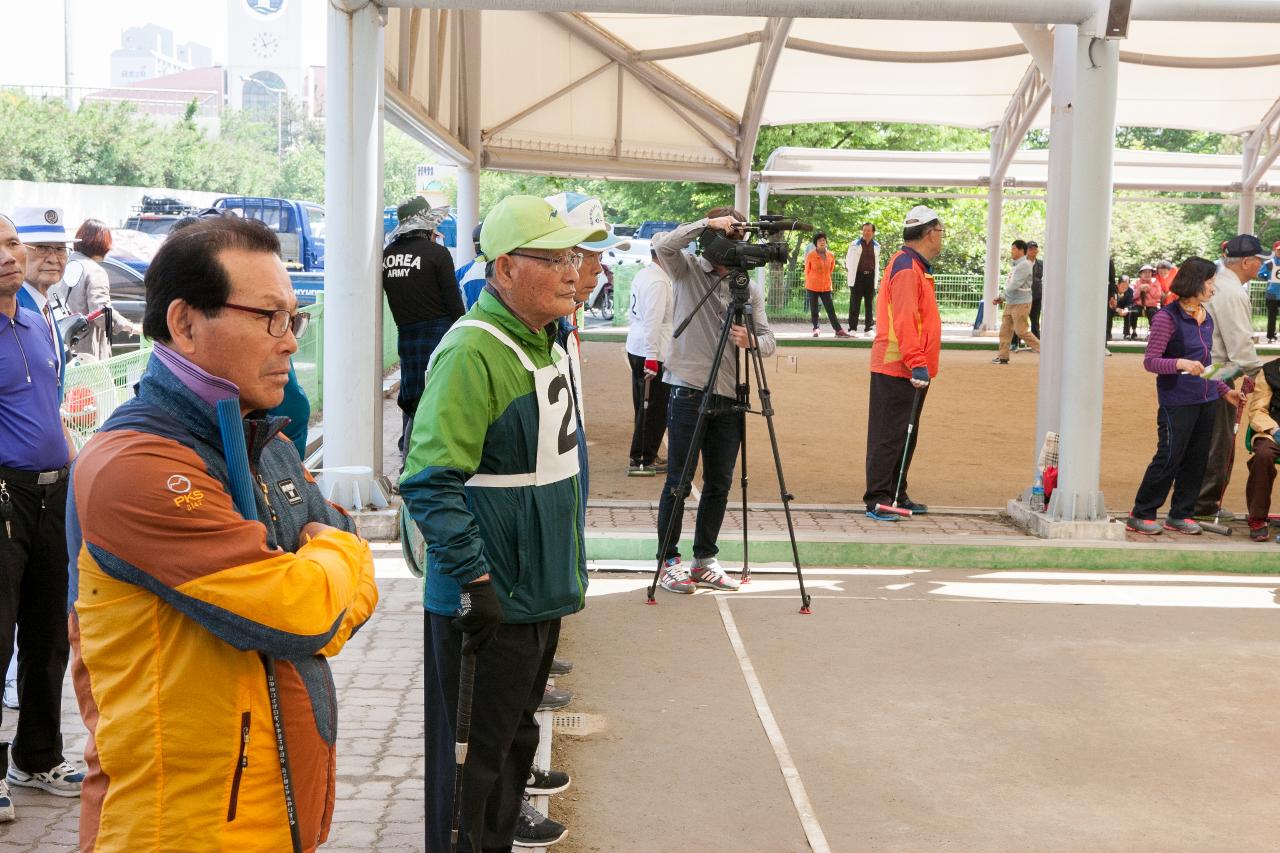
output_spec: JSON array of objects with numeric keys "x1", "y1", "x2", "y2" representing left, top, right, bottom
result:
[
  {"x1": 5, "y1": 84, "x2": 222, "y2": 118},
  {"x1": 61, "y1": 295, "x2": 401, "y2": 443},
  {"x1": 618, "y1": 264, "x2": 1278, "y2": 331}
]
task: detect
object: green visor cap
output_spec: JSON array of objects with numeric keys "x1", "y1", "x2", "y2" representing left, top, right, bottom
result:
[{"x1": 480, "y1": 195, "x2": 607, "y2": 260}]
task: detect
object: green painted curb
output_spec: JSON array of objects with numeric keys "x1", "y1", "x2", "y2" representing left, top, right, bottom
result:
[{"x1": 587, "y1": 535, "x2": 1280, "y2": 574}]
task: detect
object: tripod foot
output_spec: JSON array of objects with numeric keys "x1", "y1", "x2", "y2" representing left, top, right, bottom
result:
[
  {"x1": 799, "y1": 596, "x2": 813, "y2": 615},
  {"x1": 645, "y1": 591, "x2": 657, "y2": 605},
  {"x1": 740, "y1": 576, "x2": 752, "y2": 585}
]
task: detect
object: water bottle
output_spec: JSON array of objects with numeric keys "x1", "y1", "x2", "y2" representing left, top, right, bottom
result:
[{"x1": 1030, "y1": 471, "x2": 1046, "y2": 513}]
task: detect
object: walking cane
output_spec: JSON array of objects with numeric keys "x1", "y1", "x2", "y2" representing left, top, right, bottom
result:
[
  {"x1": 450, "y1": 651, "x2": 476, "y2": 853},
  {"x1": 630, "y1": 371, "x2": 657, "y2": 477},
  {"x1": 874, "y1": 384, "x2": 925, "y2": 518}
]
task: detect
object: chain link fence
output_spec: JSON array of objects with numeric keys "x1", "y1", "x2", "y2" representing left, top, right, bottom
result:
[
  {"x1": 617, "y1": 261, "x2": 1277, "y2": 331},
  {"x1": 61, "y1": 296, "x2": 399, "y2": 444}
]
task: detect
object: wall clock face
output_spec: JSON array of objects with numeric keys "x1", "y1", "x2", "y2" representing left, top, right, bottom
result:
[{"x1": 252, "y1": 31, "x2": 280, "y2": 59}]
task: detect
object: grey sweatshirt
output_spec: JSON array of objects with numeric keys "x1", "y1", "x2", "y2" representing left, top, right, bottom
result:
[
  {"x1": 653, "y1": 219, "x2": 777, "y2": 397},
  {"x1": 1001, "y1": 257, "x2": 1033, "y2": 305}
]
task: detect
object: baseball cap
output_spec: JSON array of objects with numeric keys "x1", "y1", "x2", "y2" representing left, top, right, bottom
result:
[
  {"x1": 903, "y1": 205, "x2": 940, "y2": 229},
  {"x1": 1026, "y1": 241, "x2": 1039, "y2": 249},
  {"x1": 1223, "y1": 234, "x2": 1270, "y2": 259},
  {"x1": 480, "y1": 195, "x2": 607, "y2": 260},
  {"x1": 11, "y1": 206, "x2": 71, "y2": 244},
  {"x1": 544, "y1": 192, "x2": 630, "y2": 253},
  {"x1": 1138, "y1": 264, "x2": 1156, "y2": 273}
]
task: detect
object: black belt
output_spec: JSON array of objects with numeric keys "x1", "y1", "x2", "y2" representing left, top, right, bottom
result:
[{"x1": 0, "y1": 465, "x2": 69, "y2": 485}]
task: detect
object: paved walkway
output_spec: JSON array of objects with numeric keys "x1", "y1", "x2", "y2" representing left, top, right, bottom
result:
[{"x1": 0, "y1": 559, "x2": 423, "y2": 853}]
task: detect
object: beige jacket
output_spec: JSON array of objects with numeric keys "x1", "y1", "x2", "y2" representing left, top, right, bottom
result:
[{"x1": 1246, "y1": 370, "x2": 1278, "y2": 448}]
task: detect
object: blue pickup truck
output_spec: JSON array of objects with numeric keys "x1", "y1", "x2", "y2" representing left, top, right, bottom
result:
[{"x1": 214, "y1": 196, "x2": 326, "y2": 272}]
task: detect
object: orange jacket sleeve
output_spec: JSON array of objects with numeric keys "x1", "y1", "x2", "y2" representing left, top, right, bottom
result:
[{"x1": 887, "y1": 267, "x2": 927, "y2": 370}]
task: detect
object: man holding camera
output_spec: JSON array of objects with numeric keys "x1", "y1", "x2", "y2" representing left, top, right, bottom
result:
[
  {"x1": 864, "y1": 206, "x2": 944, "y2": 521},
  {"x1": 652, "y1": 208, "x2": 777, "y2": 594}
]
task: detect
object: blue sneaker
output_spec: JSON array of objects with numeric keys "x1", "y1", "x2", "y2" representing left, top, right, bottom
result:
[
  {"x1": 0, "y1": 779, "x2": 13, "y2": 822},
  {"x1": 865, "y1": 509, "x2": 901, "y2": 522},
  {"x1": 897, "y1": 499, "x2": 928, "y2": 515}
]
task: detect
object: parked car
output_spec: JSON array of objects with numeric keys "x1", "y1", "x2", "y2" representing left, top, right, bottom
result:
[
  {"x1": 123, "y1": 195, "x2": 201, "y2": 239},
  {"x1": 100, "y1": 257, "x2": 146, "y2": 354}
]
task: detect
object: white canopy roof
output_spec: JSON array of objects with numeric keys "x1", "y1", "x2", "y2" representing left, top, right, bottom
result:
[
  {"x1": 382, "y1": 5, "x2": 1280, "y2": 184},
  {"x1": 759, "y1": 146, "x2": 1280, "y2": 194}
]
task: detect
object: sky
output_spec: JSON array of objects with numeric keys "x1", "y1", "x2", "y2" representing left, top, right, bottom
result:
[{"x1": 0, "y1": 0, "x2": 326, "y2": 89}]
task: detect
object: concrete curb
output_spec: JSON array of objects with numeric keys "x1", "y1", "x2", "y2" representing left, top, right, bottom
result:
[{"x1": 585, "y1": 532, "x2": 1280, "y2": 574}]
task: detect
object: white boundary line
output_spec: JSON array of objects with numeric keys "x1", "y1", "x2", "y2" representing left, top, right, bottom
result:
[{"x1": 716, "y1": 597, "x2": 831, "y2": 853}]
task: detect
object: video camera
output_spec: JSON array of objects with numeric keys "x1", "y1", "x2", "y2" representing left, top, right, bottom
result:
[{"x1": 697, "y1": 215, "x2": 813, "y2": 272}]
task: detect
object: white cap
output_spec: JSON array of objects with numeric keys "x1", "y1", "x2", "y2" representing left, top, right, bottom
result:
[
  {"x1": 903, "y1": 205, "x2": 940, "y2": 229},
  {"x1": 544, "y1": 192, "x2": 631, "y2": 253},
  {"x1": 11, "y1": 206, "x2": 72, "y2": 244}
]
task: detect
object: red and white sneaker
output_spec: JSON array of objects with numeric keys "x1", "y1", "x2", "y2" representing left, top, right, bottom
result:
[
  {"x1": 658, "y1": 558, "x2": 695, "y2": 594},
  {"x1": 691, "y1": 558, "x2": 740, "y2": 591}
]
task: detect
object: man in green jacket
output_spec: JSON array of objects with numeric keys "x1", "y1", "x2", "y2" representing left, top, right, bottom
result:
[{"x1": 402, "y1": 195, "x2": 604, "y2": 852}]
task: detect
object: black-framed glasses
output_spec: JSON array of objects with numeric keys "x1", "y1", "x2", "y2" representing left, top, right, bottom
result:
[
  {"x1": 222, "y1": 302, "x2": 310, "y2": 339},
  {"x1": 508, "y1": 250, "x2": 583, "y2": 272}
]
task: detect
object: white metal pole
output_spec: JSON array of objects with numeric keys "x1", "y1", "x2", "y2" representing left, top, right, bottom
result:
[
  {"x1": 1051, "y1": 28, "x2": 1119, "y2": 522},
  {"x1": 453, "y1": 11, "x2": 483, "y2": 265},
  {"x1": 276, "y1": 93, "x2": 284, "y2": 159},
  {"x1": 324, "y1": 0, "x2": 385, "y2": 479},
  {"x1": 734, "y1": 178, "x2": 751, "y2": 217},
  {"x1": 1034, "y1": 23, "x2": 1076, "y2": 465},
  {"x1": 981, "y1": 132, "x2": 1004, "y2": 333},
  {"x1": 1239, "y1": 187, "x2": 1256, "y2": 235},
  {"x1": 758, "y1": 182, "x2": 770, "y2": 217},
  {"x1": 64, "y1": 0, "x2": 79, "y2": 111}
]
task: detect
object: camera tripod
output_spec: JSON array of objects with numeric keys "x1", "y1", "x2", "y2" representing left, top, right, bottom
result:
[{"x1": 645, "y1": 269, "x2": 812, "y2": 614}]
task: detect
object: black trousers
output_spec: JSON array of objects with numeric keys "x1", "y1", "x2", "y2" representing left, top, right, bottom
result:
[
  {"x1": 807, "y1": 290, "x2": 843, "y2": 332},
  {"x1": 1030, "y1": 295, "x2": 1042, "y2": 339},
  {"x1": 1132, "y1": 401, "x2": 1216, "y2": 520},
  {"x1": 1122, "y1": 310, "x2": 1139, "y2": 338},
  {"x1": 425, "y1": 613, "x2": 560, "y2": 853},
  {"x1": 849, "y1": 272, "x2": 875, "y2": 332},
  {"x1": 656, "y1": 387, "x2": 742, "y2": 561},
  {"x1": 1193, "y1": 392, "x2": 1238, "y2": 517},
  {"x1": 0, "y1": 474, "x2": 71, "y2": 776},
  {"x1": 627, "y1": 353, "x2": 670, "y2": 466},
  {"x1": 1267, "y1": 297, "x2": 1278, "y2": 340},
  {"x1": 863, "y1": 372, "x2": 929, "y2": 511}
]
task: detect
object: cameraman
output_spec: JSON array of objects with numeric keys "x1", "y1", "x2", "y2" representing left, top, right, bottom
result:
[{"x1": 652, "y1": 208, "x2": 777, "y2": 594}]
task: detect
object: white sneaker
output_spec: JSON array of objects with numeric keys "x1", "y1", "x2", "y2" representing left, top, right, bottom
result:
[
  {"x1": 658, "y1": 558, "x2": 695, "y2": 594},
  {"x1": 8, "y1": 760, "x2": 85, "y2": 798},
  {"x1": 2, "y1": 680, "x2": 16, "y2": 711},
  {"x1": 691, "y1": 558, "x2": 740, "y2": 591},
  {"x1": 0, "y1": 779, "x2": 13, "y2": 822}
]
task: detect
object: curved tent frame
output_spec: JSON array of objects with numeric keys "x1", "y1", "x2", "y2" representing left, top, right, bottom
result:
[{"x1": 326, "y1": 0, "x2": 1280, "y2": 528}]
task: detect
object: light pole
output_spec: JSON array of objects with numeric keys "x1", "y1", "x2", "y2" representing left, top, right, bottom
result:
[{"x1": 241, "y1": 75, "x2": 287, "y2": 158}]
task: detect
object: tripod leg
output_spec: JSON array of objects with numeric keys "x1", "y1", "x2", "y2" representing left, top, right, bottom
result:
[
  {"x1": 743, "y1": 309, "x2": 811, "y2": 614},
  {"x1": 647, "y1": 307, "x2": 739, "y2": 603},
  {"x1": 737, "y1": 346, "x2": 751, "y2": 584}
]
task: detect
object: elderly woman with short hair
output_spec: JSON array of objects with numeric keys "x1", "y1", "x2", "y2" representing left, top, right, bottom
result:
[{"x1": 1127, "y1": 257, "x2": 1241, "y2": 535}]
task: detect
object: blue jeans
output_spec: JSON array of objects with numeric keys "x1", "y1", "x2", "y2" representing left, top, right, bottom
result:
[{"x1": 655, "y1": 386, "x2": 743, "y2": 561}]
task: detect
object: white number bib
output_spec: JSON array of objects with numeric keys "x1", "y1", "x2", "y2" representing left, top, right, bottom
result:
[{"x1": 441, "y1": 320, "x2": 580, "y2": 488}]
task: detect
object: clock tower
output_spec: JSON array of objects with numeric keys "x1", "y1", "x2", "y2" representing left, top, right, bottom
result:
[{"x1": 226, "y1": 0, "x2": 310, "y2": 114}]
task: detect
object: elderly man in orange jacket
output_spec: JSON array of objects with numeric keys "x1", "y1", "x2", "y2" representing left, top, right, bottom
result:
[
  {"x1": 67, "y1": 217, "x2": 378, "y2": 852},
  {"x1": 864, "y1": 206, "x2": 944, "y2": 521}
]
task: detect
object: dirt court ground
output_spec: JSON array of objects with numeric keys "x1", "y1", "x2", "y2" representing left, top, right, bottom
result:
[{"x1": 577, "y1": 342, "x2": 1253, "y2": 512}]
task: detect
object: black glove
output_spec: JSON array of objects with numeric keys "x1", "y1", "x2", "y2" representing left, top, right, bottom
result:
[{"x1": 453, "y1": 579, "x2": 503, "y2": 655}]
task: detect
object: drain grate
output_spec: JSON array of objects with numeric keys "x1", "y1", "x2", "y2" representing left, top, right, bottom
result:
[{"x1": 552, "y1": 712, "x2": 586, "y2": 731}]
